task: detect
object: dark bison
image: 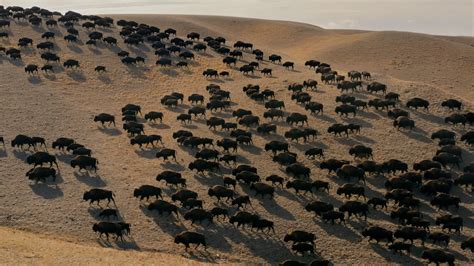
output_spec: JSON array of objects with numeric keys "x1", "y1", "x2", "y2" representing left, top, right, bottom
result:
[
  {"x1": 24, "y1": 64, "x2": 38, "y2": 74},
  {"x1": 134, "y1": 185, "x2": 162, "y2": 201},
  {"x1": 94, "y1": 113, "x2": 115, "y2": 126},
  {"x1": 71, "y1": 155, "x2": 98, "y2": 171},
  {"x1": 175, "y1": 231, "x2": 206, "y2": 250},
  {"x1": 421, "y1": 249, "x2": 455, "y2": 266},
  {"x1": 362, "y1": 226, "x2": 393, "y2": 243},
  {"x1": 83, "y1": 189, "x2": 115, "y2": 206},
  {"x1": 406, "y1": 98, "x2": 429, "y2": 110},
  {"x1": 366, "y1": 82, "x2": 386, "y2": 94},
  {"x1": 26, "y1": 167, "x2": 56, "y2": 183}
]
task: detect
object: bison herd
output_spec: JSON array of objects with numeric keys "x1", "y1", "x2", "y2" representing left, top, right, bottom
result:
[{"x1": 1, "y1": 4, "x2": 474, "y2": 266}]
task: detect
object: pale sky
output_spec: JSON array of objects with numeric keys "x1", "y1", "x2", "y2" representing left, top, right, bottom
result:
[{"x1": 2, "y1": 0, "x2": 473, "y2": 36}]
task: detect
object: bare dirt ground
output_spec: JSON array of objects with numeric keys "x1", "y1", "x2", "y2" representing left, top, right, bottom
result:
[
  {"x1": 0, "y1": 14, "x2": 473, "y2": 265},
  {"x1": 0, "y1": 226, "x2": 207, "y2": 265}
]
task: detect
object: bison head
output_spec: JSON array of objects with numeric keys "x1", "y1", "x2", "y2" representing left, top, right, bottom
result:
[
  {"x1": 283, "y1": 234, "x2": 293, "y2": 242},
  {"x1": 361, "y1": 229, "x2": 369, "y2": 237},
  {"x1": 207, "y1": 188, "x2": 215, "y2": 197},
  {"x1": 26, "y1": 155, "x2": 35, "y2": 164},
  {"x1": 133, "y1": 189, "x2": 141, "y2": 198},
  {"x1": 174, "y1": 235, "x2": 185, "y2": 245},
  {"x1": 171, "y1": 194, "x2": 179, "y2": 202},
  {"x1": 92, "y1": 224, "x2": 99, "y2": 232}
]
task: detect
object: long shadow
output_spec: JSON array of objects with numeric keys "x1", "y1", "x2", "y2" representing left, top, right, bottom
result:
[
  {"x1": 96, "y1": 235, "x2": 141, "y2": 250},
  {"x1": 149, "y1": 123, "x2": 170, "y2": 129},
  {"x1": 345, "y1": 117, "x2": 373, "y2": 128},
  {"x1": 453, "y1": 187, "x2": 474, "y2": 205},
  {"x1": 214, "y1": 112, "x2": 233, "y2": 119},
  {"x1": 29, "y1": 183, "x2": 63, "y2": 199},
  {"x1": 0, "y1": 148, "x2": 7, "y2": 157},
  {"x1": 370, "y1": 243, "x2": 423, "y2": 265},
  {"x1": 125, "y1": 66, "x2": 147, "y2": 79},
  {"x1": 134, "y1": 148, "x2": 159, "y2": 159},
  {"x1": 98, "y1": 75, "x2": 111, "y2": 83},
  {"x1": 315, "y1": 219, "x2": 362, "y2": 242},
  {"x1": 67, "y1": 44, "x2": 83, "y2": 53},
  {"x1": 219, "y1": 226, "x2": 295, "y2": 264},
  {"x1": 131, "y1": 44, "x2": 150, "y2": 53},
  {"x1": 27, "y1": 75, "x2": 42, "y2": 84},
  {"x1": 105, "y1": 44, "x2": 122, "y2": 53},
  {"x1": 177, "y1": 145, "x2": 197, "y2": 156},
  {"x1": 74, "y1": 171, "x2": 107, "y2": 187},
  {"x1": 239, "y1": 145, "x2": 262, "y2": 155},
  {"x1": 178, "y1": 103, "x2": 191, "y2": 109},
  {"x1": 165, "y1": 105, "x2": 186, "y2": 113},
  {"x1": 259, "y1": 132, "x2": 286, "y2": 142},
  {"x1": 66, "y1": 71, "x2": 87, "y2": 82},
  {"x1": 275, "y1": 188, "x2": 305, "y2": 203},
  {"x1": 196, "y1": 228, "x2": 239, "y2": 254},
  {"x1": 50, "y1": 171, "x2": 66, "y2": 184},
  {"x1": 98, "y1": 127, "x2": 122, "y2": 136},
  {"x1": 357, "y1": 111, "x2": 381, "y2": 120},
  {"x1": 334, "y1": 137, "x2": 362, "y2": 147},
  {"x1": 43, "y1": 74, "x2": 57, "y2": 81},
  {"x1": 55, "y1": 153, "x2": 74, "y2": 163},
  {"x1": 399, "y1": 129, "x2": 432, "y2": 144},
  {"x1": 412, "y1": 110, "x2": 444, "y2": 124},
  {"x1": 193, "y1": 173, "x2": 223, "y2": 188},
  {"x1": 215, "y1": 154, "x2": 244, "y2": 165},
  {"x1": 88, "y1": 47, "x2": 102, "y2": 55},
  {"x1": 353, "y1": 93, "x2": 369, "y2": 99},
  {"x1": 139, "y1": 204, "x2": 185, "y2": 237},
  {"x1": 209, "y1": 130, "x2": 229, "y2": 138},
  {"x1": 32, "y1": 26, "x2": 46, "y2": 33},
  {"x1": 160, "y1": 161, "x2": 186, "y2": 171},
  {"x1": 312, "y1": 114, "x2": 336, "y2": 123},
  {"x1": 159, "y1": 68, "x2": 179, "y2": 77},
  {"x1": 352, "y1": 135, "x2": 376, "y2": 144},
  {"x1": 12, "y1": 149, "x2": 32, "y2": 161},
  {"x1": 198, "y1": 52, "x2": 214, "y2": 58},
  {"x1": 115, "y1": 239, "x2": 141, "y2": 250},
  {"x1": 10, "y1": 59, "x2": 25, "y2": 67},
  {"x1": 53, "y1": 65, "x2": 65, "y2": 74},
  {"x1": 21, "y1": 47, "x2": 36, "y2": 55},
  {"x1": 98, "y1": 28, "x2": 114, "y2": 33},
  {"x1": 259, "y1": 198, "x2": 296, "y2": 221},
  {"x1": 87, "y1": 207, "x2": 123, "y2": 221},
  {"x1": 176, "y1": 123, "x2": 194, "y2": 129},
  {"x1": 52, "y1": 44, "x2": 63, "y2": 52}
]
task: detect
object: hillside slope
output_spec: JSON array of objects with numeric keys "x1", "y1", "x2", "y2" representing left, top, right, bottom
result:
[
  {"x1": 0, "y1": 14, "x2": 473, "y2": 265},
  {"x1": 118, "y1": 15, "x2": 474, "y2": 100}
]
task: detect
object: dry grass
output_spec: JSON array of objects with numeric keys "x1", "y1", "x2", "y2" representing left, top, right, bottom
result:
[{"x1": 0, "y1": 14, "x2": 472, "y2": 265}]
